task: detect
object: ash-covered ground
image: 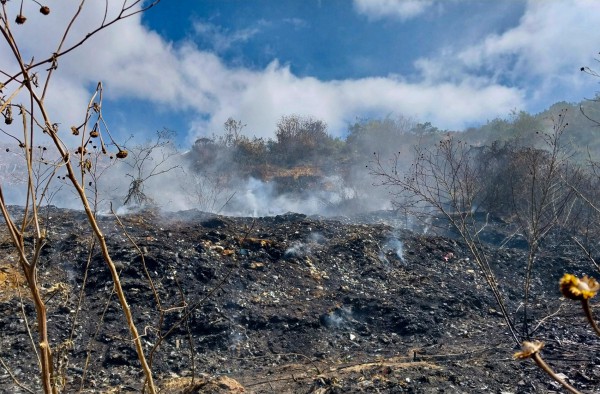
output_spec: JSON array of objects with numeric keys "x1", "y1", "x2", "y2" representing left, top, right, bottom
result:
[{"x1": 0, "y1": 207, "x2": 599, "y2": 393}]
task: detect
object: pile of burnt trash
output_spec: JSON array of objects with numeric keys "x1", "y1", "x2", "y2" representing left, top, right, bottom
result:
[{"x1": 0, "y1": 206, "x2": 598, "y2": 393}]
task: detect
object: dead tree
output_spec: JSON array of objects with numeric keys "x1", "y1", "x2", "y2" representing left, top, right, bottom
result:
[
  {"x1": 505, "y1": 110, "x2": 581, "y2": 337},
  {"x1": 0, "y1": 2, "x2": 161, "y2": 393},
  {"x1": 371, "y1": 135, "x2": 521, "y2": 344},
  {"x1": 122, "y1": 129, "x2": 181, "y2": 207},
  {"x1": 373, "y1": 112, "x2": 584, "y2": 341}
]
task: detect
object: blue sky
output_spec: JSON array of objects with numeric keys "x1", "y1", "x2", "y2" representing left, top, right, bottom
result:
[
  {"x1": 144, "y1": 1, "x2": 525, "y2": 81},
  {"x1": 5, "y1": 0, "x2": 600, "y2": 146}
]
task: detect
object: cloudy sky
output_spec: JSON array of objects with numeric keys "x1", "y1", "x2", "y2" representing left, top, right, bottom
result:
[{"x1": 4, "y1": 0, "x2": 600, "y2": 146}]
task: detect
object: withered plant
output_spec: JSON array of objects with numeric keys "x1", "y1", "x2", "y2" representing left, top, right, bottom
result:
[
  {"x1": 183, "y1": 170, "x2": 233, "y2": 213},
  {"x1": 503, "y1": 110, "x2": 582, "y2": 336},
  {"x1": 509, "y1": 58, "x2": 600, "y2": 394},
  {"x1": 371, "y1": 135, "x2": 521, "y2": 344},
  {"x1": 121, "y1": 128, "x2": 181, "y2": 207},
  {"x1": 373, "y1": 113, "x2": 600, "y2": 391},
  {"x1": 0, "y1": 1, "x2": 161, "y2": 393},
  {"x1": 372, "y1": 109, "x2": 586, "y2": 335},
  {"x1": 512, "y1": 273, "x2": 600, "y2": 394}
]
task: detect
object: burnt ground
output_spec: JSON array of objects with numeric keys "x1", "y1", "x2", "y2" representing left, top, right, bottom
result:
[{"x1": 0, "y1": 207, "x2": 599, "y2": 393}]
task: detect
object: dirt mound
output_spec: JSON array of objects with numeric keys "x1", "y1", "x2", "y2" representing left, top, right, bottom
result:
[{"x1": 0, "y1": 207, "x2": 598, "y2": 393}]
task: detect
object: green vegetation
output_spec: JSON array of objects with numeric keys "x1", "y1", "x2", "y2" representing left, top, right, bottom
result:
[{"x1": 179, "y1": 100, "x2": 600, "y2": 216}]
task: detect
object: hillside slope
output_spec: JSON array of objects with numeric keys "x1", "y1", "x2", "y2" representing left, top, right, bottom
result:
[{"x1": 0, "y1": 207, "x2": 597, "y2": 393}]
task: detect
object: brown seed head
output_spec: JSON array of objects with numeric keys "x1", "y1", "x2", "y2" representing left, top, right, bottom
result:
[
  {"x1": 15, "y1": 14, "x2": 26, "y2": 24},
  {"x1": 116, "y1": 150, "x2": 128, "y2": 159},
  {"x1": 71, "y1": 126, "x2": 79, "y2": 136},
  {"x1": 40, "y1": 6, "x2": 50, "y2": 15},
  {"x1": 90, "y1": 130, "x2": 99, "y2": 138}
]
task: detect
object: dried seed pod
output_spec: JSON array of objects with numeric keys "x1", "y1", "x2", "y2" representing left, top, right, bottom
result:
[
  {"x1": 90, "y1": 129, "x2": 99, "y2": 138},
  {"x1": 82, "y1": 159, "x2": 92, "y2": 172},
  {"x1": 4, "y1": 117, "x2": 12, "y2": 125},
  {"x1": 116, "y1": 150, "x2": 128, "y2": 159},
  {"x1": 76, "y1": 146, "x2": 87, "y2": 155},
  {"x1": 40, "y1": 6, "x2": 50, "y2": 15},
  {"x1": 15, "y1": 14, "x2": 26, "y2": 24},
  {"x1": 71, "y1": 126, "x2": 79, "y2": 136}
]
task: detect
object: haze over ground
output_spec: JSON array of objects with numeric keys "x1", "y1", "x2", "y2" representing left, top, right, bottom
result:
[{"x1": 2, "y1": 0, "x2": 600, "y2": 216}]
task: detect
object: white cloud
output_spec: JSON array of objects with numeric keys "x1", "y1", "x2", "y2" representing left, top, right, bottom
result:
[
  {"x1": 282, "y1": 18, "x2": 308, "y2": 29},
  {"x1": 4, "y1": 0, "x2": 597, "y2": 149},
  {"x1": 416, "y1": 0, "x2": 600, "y2": 106},
  {"x1": 353, "y1": 0, "x2": 435, "y2": 21},
  {"x1": 186, "y1": 62, "x2": 524, "y2": 140},
  {"x1": 0, "y1": 1, "x2": 162, "y2": 144},
  {"x1": 193, "y1": 21, "x2": 261, "y2": 52},
  {"x1": 2, "y1": 0, "x2": 523, "y2": 145}
]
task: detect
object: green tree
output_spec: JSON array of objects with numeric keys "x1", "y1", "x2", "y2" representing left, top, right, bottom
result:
[{"x1": 272, "y1": 114, "x2": 336, "y2": 167}]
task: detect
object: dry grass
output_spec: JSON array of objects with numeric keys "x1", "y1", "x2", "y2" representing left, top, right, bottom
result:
[
  {"x1": 0, "y1": 262, "x2": 26, "y2": 302},
  {"x1": 258, "y1": 165, "x2": 322, "y2": 181},
  {"x1": 159, "y1": 375, "x2": 245, "y2": 393}
]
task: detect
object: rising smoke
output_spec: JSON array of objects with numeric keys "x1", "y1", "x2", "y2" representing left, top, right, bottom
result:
[{"x1": 0, "y1": 113, "x2": 434, "y2": 220}]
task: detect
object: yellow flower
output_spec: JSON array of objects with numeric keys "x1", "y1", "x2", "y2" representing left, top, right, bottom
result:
[
  {"x1": 560, "y1": 274, "x2": 600, "y2": 300},
  {"x1": 513, "y1": 340, "x2": 544, "y2": 359}
]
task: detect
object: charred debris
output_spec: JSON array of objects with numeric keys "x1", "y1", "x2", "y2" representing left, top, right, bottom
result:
[{"x1": 0, "y1": 205, "x2": 598, "y2": 393}]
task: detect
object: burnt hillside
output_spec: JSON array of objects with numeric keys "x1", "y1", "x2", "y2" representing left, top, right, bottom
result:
[{"x1": 0, "y1": 207, "x2": 598, "y2": 393}]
